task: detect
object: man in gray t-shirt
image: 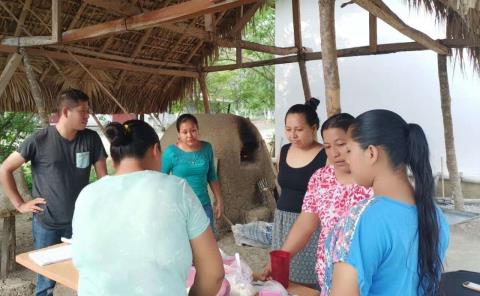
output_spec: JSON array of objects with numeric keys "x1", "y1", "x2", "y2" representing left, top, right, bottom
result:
[{"x1": 0, "y1": 89, "x2": 107, "y2": 296}]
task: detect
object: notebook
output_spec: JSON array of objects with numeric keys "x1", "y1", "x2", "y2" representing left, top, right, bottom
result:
[{"x1": 28, "y1": 244, "x2": 72, "y2": 266}]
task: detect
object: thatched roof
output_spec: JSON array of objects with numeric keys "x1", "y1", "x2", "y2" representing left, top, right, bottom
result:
[
  {"x1": 0, "y1": 0, "x2": 478, "y2": 114},
  {"x1": 408, "y1": 0, "x2": 480, "y2": 71},
  {"x1": 0, "y1": 0, "x2": 262, "y2": 113}
]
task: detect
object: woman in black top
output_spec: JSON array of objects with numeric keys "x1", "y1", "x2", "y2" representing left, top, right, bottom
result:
[{"x1": 271, "y1": 98, "x2": 326, "y2": 286}]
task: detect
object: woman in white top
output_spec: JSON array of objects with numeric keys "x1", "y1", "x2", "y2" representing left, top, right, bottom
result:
[{"x1": 72, "y1": 120, "x2": 224, "y2": 296}]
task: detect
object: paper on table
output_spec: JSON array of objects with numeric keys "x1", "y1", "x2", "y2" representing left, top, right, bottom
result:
[{"x1": 28, "y1": 244, "x2": 72, "y2": 266}]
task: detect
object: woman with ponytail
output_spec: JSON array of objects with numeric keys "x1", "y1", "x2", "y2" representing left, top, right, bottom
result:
[
  {"x1": 271, "y1": 98, "x2": 327, "y2": 286},
  {"x1": 321, "y1": 110, "x2": 449, "y2": 296},
  {"x1": 72, "y1": 120, "x2": 224, "y2": 296}
]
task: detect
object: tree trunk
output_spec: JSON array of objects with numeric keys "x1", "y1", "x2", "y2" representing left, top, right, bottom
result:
[
  {"x1": 20, "y1": 48, "x2": 49, "y2": 128},
  {"x1": 319, "y1": 0, "x2": 341, "y2": 116},
  {"x1": 437, "y1": 54, "x2": 464, "y2": 210}
]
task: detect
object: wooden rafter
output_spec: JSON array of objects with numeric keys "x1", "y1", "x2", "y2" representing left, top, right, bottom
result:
[
  {"x1": 0, "y1": 45, "x2": 199, "y2": 78},
  {"x1": 52, "y1": 0, "x2": 61, "y2": 42},
  {"x1": 53, "y1": 45, "x2": 195, "y2": 69},
  {"x1": 204, "y1": 39, "x2": 475, "y2": 72},
  {"x1": 14, "y1": 0, "x2": 32, "y2": 36},
  {"x1": 215, "y1": 38, "x2": 298, "y2": 55},
  {"x1": 292, "y1": 0, "x2": 311, "y2": 100},
  {"x1": 159, "y1": 11, "x2": 228, "y2": 103},
  {"x1": 353, "y1": 0, "x2": 449, "y2": 55},
  {"x1": 0, "y1": 53, "x2": 22, "y2": 97},
  {"x1": 114, "y1": 28, "x2": 154, "y2": 89},
  {"x1": 67, "y1": 51, "x2": 129, "y2": 114},
  {"x1": 63, "y1": 0, "x2": 257, "y2": 43},
  {"x1": 83, "y1": 0, "x2": 142, "y2": 16}
]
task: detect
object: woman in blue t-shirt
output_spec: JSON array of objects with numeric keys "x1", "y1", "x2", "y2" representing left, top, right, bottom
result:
[
  {"x1": 162, "y1": 114, "x2": 224, "y2": 232},
  {"x1": 322, "y1": 110, "x2": 449, "y2": 296}
]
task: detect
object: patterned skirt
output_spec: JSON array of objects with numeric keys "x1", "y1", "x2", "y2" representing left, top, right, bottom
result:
[{"x1": 271, "y1": 209, "x2": 321, "y2": 285}]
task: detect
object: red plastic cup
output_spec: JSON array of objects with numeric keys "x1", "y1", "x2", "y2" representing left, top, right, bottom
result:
[{"x1": 270, "y1": 250, "x2": 290, "y2": 288}]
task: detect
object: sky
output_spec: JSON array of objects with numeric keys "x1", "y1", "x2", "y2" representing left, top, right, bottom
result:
[{"x1": 275, "y1": 0, "x2": 480, "y2": 179}]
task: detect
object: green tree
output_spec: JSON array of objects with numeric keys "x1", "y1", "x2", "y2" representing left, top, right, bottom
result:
[
  {"x1": 172, "y1": 4, "x2": 275, "y2": 118},
  {"x1": 0, "y1": 112, "x2": 38, "y2": 162}
]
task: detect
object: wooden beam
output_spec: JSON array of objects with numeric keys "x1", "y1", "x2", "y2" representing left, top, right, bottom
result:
[
  {"x1": 83, "y1": 0, "x2": 142, "y2": 16},
  {"x1": 204, "y1": 14, "x2": 214, "y2": 32},
  {"x1": 1, "y1": 36, "x2": 55, "y2": 47},
  {"x1": 20, "y1": 48, "x2": 50, "y2": 127},
  {"x1": 0, "y1": 53, "x2": 22, "y2": 97},
  {"x1": 215, "y1": 38, "x2": 298, "y2": 55},
  {"x1": 53, "y1": 45, "x2": 195, "y2": 69},
  {"x1": 369, "y1": 13, "x2": 377, "y2": 52},
  {"x1": 67, "y1": 51, "x2": 129, "y2": 114},
  {"x1": 67, "y1": 2, "x2": 87, "y2": 30},
  {"x1": 231, "y1": 1, "x2": 263, "y2": 35},
  {"x1": 204, "y1": 39, "x2": 474, "y2": 72},
  {"x1": 198, "y1": 73, "x2": 210, "y2": 114},
  {"x1": 14, "y1": 0, "x2": 32, "y2": 36},
  {"x1": 0, "y1": 45, "x2": 199, "y2": 78},
  {"x1": 61, "y1": 0, "x2": 256, "y2": 43},
  {"x1": 292, "y1": 0, "x2": 311, "y2": 101},
  {"x1": 353, "y1": 0, "x2": 449, "y2": 55},
  {"x1": 52, "y1": 0, "x2": 61, "y2": 42}
]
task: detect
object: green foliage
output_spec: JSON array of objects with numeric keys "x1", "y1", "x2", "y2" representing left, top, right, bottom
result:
[
  {"x1": 172, "y1": 5, "x2": 275, "y2": 118},
  {"x1": 0, "y1": 112, "x2": 38, "y2": 162},
  {"x1": 22, "y1": 163, "x2": 33, "y2": 191}
]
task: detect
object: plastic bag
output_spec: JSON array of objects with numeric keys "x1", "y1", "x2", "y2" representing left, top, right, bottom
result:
[
  {"x1": 221, "y1": 250, "x2": 257, "y2": 296},
  {"x1": 253, "y1": 280, "x2": 289, "y2": 296},
  {"x1": 231, "y1": 221, "x2": 273, "y2": 248}
]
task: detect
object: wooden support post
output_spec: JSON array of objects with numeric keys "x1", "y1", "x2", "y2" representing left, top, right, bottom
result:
[
  {"x1": 0, "y1": 215, "x2": 16, "y2": 278},
  {"x1": 198, "y1": 73, "x2": 211, "y2": 114},
  {"x1": 319, "y1": 0, "x2": 341, "y2": 116},
  {"x1": 292, "y1": 0, "x2": 312, "y2": 100},
  {"x1": 0, "y1": 53, "x2": 22, "y2": 97},
  {"x1": 369, "y1": 13, "x2": 377, "y2": 52},
  {"x1": 52, "y1": 0, "x2": 62, "y2": 42},
  {"x1": 21, "y1": 48, "x2": 50, "y2": 127},
  {"x1": 437, "y1": 54, "x2": 464, "y2": 210}
]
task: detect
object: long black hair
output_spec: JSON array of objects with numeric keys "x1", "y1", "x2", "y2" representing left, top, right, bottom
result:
[
  {"x1": 320, "y1": 113, "x2": 355, "y2": 139},
  {"x1": 349, "y1": 109, "x2": 441, "y2": 295},
  {"x1": 284, "y1": 97, "x2": 320, "y2": 129},
  {"x1": 105, "y1": 120, "x2": 160, "y2": 163}
]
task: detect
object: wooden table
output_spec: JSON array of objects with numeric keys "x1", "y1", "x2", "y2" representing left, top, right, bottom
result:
[{"x1": 17, "y1": 243, "x2": 319, "y2": 296}]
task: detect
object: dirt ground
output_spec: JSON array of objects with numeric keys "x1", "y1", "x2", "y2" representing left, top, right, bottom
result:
[
  {"x1": 0, "y1": 214, "x2": 269, "y2": 296},
  {"x1": 1, "y1": 208, "x2": 480, "y2": 295}
]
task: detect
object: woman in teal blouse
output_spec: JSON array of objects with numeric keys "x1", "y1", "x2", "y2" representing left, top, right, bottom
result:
[{"x1": 162, "y1": 114, "x2": 224, "y2": 232}]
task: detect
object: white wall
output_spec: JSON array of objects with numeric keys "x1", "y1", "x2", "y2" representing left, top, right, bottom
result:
[{"x1": 275, "y1": 0, "x2": 480, "y2": 180}]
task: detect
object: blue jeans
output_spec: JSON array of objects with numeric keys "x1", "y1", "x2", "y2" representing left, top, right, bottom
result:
[
  {"x1": 202, "y1": 203, "x2": 215, "y2": 234},
  {"x1": 32, "y1": 215, "x2": 72, "y2": 296}
]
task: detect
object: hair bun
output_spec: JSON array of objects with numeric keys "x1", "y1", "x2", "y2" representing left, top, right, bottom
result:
[
  {"x1": 105, "y1": 122, "x2": 131, "y2": 146},
  {"x1": 305, "y1": 97, "x2": 320, "y2": 111}
]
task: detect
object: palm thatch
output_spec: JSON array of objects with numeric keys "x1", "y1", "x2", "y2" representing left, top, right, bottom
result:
[
  {"x1": 407, "y1": 0, "x2": 480, "y2": 71},
  {"x1": 0, "y1": 0, "x2": 262, "y2": 113},
  {"x1": 0, "y1": 0, "x2": 478, "y2": 114}
]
